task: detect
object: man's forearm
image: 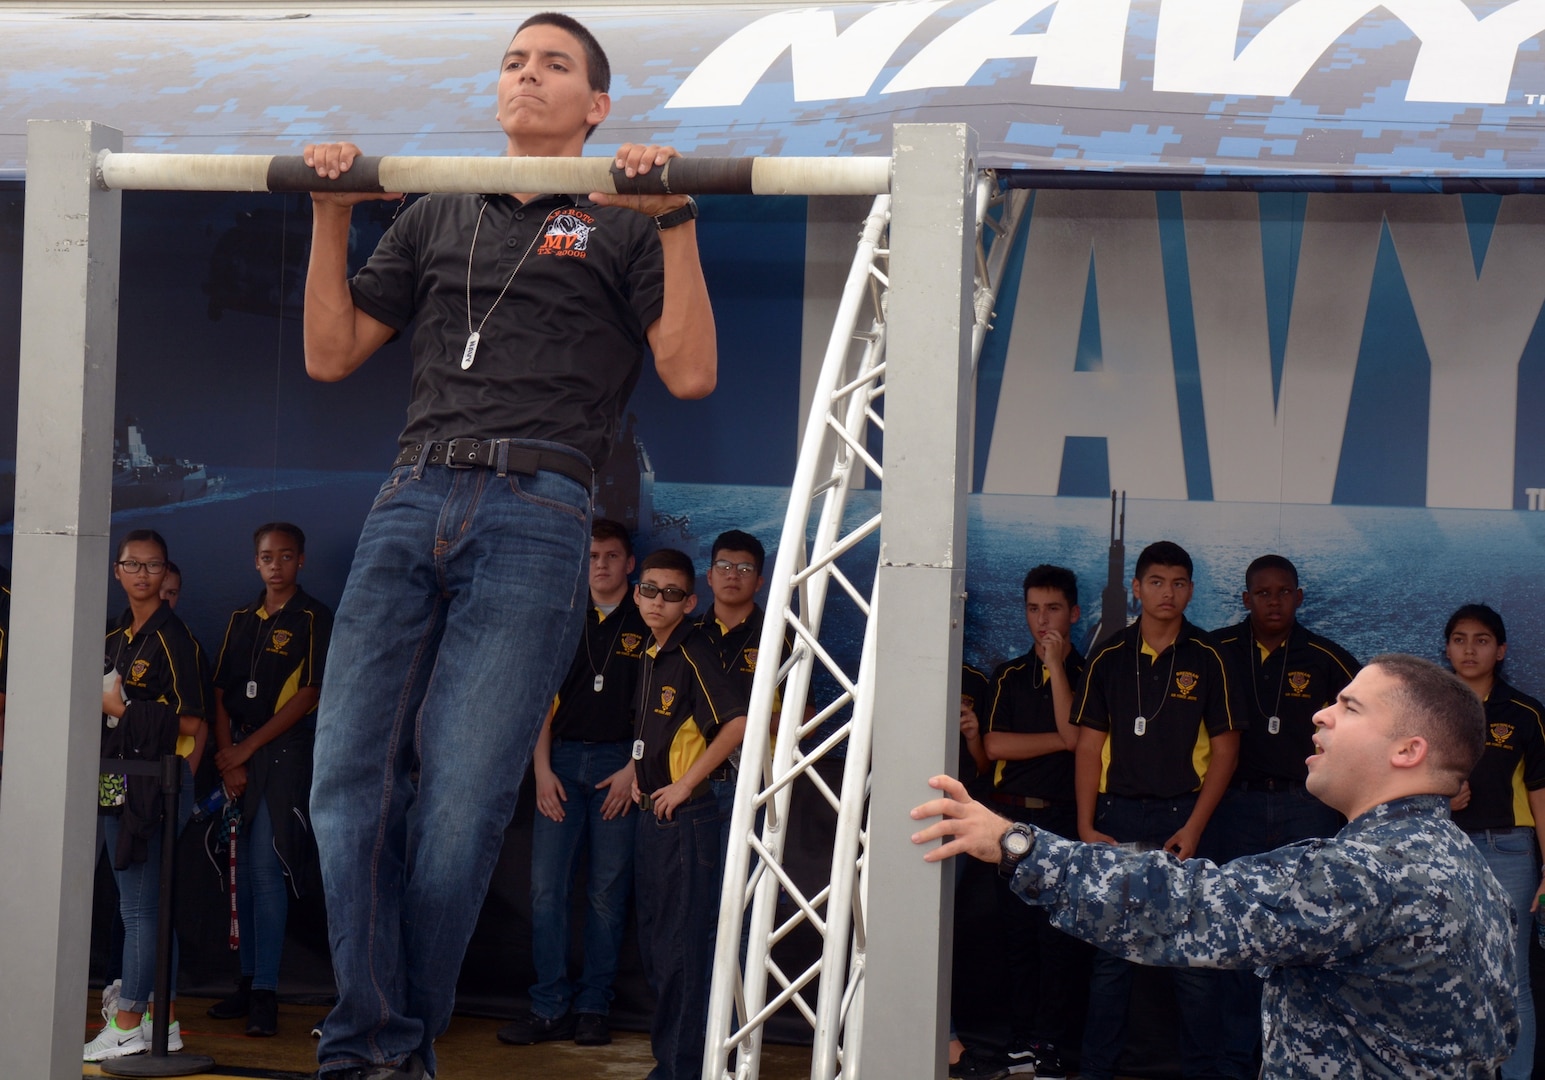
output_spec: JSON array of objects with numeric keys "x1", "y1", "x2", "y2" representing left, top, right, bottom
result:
[
  {"x1": 649, "y1": 224, "x2": 717, "y2": 400},
  {"x1": 304, "y1": 202, "x2": 368, "y2": 381}
]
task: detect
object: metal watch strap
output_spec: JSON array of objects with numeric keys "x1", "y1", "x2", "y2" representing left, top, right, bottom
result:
[{"x1": 653, "y1": 196, "x2": 698, "y2": 231}]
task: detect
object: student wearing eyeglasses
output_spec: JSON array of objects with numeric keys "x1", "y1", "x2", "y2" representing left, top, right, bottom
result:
[
  {"x1": 629, "y1": 548, "x2": 747, "y2": 1080},
  {"x1": 86, "y1": 529, "x2": 208, "y2": 1062}
]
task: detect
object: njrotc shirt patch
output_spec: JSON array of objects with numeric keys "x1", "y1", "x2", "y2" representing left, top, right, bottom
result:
[
  {"x1": 744, "y1": 648, "x2": 759, "y2": 672},
  {"x1": 130, "y1": 659, "x2": 150, "y2": 682},
  {"x1": 270, "y1": 629, "x2": 292, "y2": 652},
  {"x1": 1174, "y1": 671, "x2": 1199, "y2": 699},
  {"x1": 621, "y1": 633, "x2": 644, "y2": 656},
  {"x1": 657, "y1": 685, "x2": 676, "y2": 714},
  {"x1": 1287, "y1": 670, "x2": 1313, "y2": 697},
  {"x1": 1489, "y1": 722, "x2": 1515, "y2": 748},
  {"x1": 538, "y1": 210, "x2": 594, "y2": 258}
]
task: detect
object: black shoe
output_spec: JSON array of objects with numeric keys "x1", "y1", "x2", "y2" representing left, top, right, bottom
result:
[
  {"x1": 574, "y1": 1011, "x2": 611, "y2": 1046},
  {"x1": 496, "y1": 1009, "x2": 576, "y2": 1045},
  {"x1": 317, "y1": 1053, "x2": 429, "y2": 1080},
  {"x1": 950, "y1": 1047, "x2": 1009, "y2": 1080},
  {"x1": 1006, "y1": 1039, "x2": 1069, "y2": 1079},
  {"x1": 246, "y1": 989, "x2": 278, "y2": 1037},
  {"x1": 207, "y1": 975, "x2": 252, "y2": 1020}
]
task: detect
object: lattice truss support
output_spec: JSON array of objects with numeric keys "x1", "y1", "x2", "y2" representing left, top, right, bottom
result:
[{"x1": 705, "y1": 177, "x2": 1031, "y2": 1080}]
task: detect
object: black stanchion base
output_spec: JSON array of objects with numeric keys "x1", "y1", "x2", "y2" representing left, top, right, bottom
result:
[{"x1": 100, "y1": 1052, "x2": 217, "y2": 1077}]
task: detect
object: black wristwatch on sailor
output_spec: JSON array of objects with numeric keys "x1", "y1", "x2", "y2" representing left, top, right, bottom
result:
[
  {"x1": 998, "y1": 821, "x2": 1035, "y2": 879},
  {"x1": 653, "y1": 196, "x2": 698, "y2": 231}
]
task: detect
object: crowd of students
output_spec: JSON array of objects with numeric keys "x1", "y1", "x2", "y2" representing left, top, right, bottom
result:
[{"x1": 949, "y1": 541, "x2": 1545, "y2": 1080}]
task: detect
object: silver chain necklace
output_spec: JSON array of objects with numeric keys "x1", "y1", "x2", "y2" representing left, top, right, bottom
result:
[
  {"x1": 1133, "y1": 631, "x2": 1179, "y2": 737},
  {"x1": 1250, "y1": 628, "x2": 1290, "y2": 735},
  {"x1": 461, "y1": 200, "x2": 561, "y2": 370}
]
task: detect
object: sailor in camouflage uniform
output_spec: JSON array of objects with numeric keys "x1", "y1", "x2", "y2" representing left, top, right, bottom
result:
[{"x1": 913, "y1": 654, "x2": 1519, "y2": 1079}]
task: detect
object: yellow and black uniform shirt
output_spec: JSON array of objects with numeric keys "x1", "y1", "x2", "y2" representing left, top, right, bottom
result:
[
  {"x1": 1212, "y1": 621, "x2": 1359, "y2": 785},
  {"x1": 1453, "y1": 679, "x2": 1545, "y2": 833},
  {"x1": 1073, "y1": 619, "x2": 1242, "y2": 800},
  {"x1": 959, "y1": 662, "x2": 993, "y2": 798},
  {"x1": 632, "y1": 621, "x2": 748, "y2": 796},
  {"x1": 695, "y1": 603, "x2": 794, "y2": 703},
  {"x1": 212, "y1": 587, "x2": 332, "y2": 739},
  {"x1": 986, "y1": 648, "x2": 1085, "y2": 803},
  {"x1": 552, "y1": 592, "x2": 648, "y2": 743},
  {"x1": 105, "y1": 602, "x2": 207, "y2": 757}
]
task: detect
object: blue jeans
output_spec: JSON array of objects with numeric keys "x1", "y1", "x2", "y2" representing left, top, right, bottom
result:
[
  {"x1": 100, "y1": 759, "x2": 194, "y2": 1013},
  {"x1": 529, "y1": 738, "x2": 636, "y2": 1019},
  {"x1": 1081, "y1": 793, "x2": 1224, "y2": 1080},
  {"x1": 237, "y1": 796, "x2": 290, "y2": 992},
  {"x1": 1209, "y1": 783, "x2": 1344, "y2": 1078},
  {"x1": 635, "y1": 795, "x2": 720, "y2": 1080},
  {"x1": 310, "y1": 456, "x2": 591, "y2": 1076},
  {"x1": 1469, "y1": 827, "x2": 1539, "y2": 1080}
]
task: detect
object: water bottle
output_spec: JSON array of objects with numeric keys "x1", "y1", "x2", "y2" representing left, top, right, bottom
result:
[
  {"x1": 192, "y1": 784, "x2": 229, "y2": 821},
  {"x1": 1536, "y1": 897, "x2": 1545, "y2": 951}
]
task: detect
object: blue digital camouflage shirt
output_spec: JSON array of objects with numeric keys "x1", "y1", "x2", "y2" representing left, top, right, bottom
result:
[{"x1": 1010, "y1": 794, "x2": 1517, "y2": 1078}]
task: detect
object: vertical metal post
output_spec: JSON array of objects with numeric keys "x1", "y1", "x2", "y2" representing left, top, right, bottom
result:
[
  {"x1": 856, "y1": 124, "x2": 976, "y2": 1078},
  {"x1": 0, "y1": 120, "x2": 121, "y2": 1080}
]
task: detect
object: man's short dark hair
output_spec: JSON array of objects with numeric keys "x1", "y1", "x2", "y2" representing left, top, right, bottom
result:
[
  {"x1": 1245, "y1": 554, "x2": 1298, "y2": 589},
  {"x1": 592, "y1": 517, "x2": 633, "y2": 557},
  {"x1": 118, "y1": 529, "x2": 168, "y2": 562},
  {"x1": 253, "y1": 522, "x2": 306, "y2": 554},
  {"x1": 1022, "y1": 564, "x2": 1078, "y2": 608},
  {"x1": 163, "y1": 560, "x2": 181, "y2": 578},
  {"x1": 1135, "y1": 541, "x2": 1192, "y2": 580},
  {"x1": 514, "y1": 12, "x2": 611, "y2": 93},
  {"x1": 1443, "y1": 603, "x2": 1506, "y2": 646},
  {"x1": 641, "y1": 547, "x2": 695, "y2": 589},
  {"x1": 1370, "y1": 653, "x2": 1485, "y2": 786},
  {"x1": 711, "y1": 530, "x2": 766, "y2": 575}
]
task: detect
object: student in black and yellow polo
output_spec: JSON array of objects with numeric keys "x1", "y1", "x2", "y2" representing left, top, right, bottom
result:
[
  {"x1": 1208, "y1": 554, "x2": 1359, "y2": 1078},
  {"x1": 629, "y1": 548, "x2": 747, "y2": 1080},
  {"x1": 208, "y1": 523, "x2": 332, "y2": 1038},
  {"x1": 1071, "y1": 540, "x2": 1242, "y2": 1080}
]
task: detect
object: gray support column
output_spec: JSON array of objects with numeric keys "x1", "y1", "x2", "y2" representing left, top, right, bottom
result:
[
  {"x1": 0, "y1": 120, "x2": 121, "y2": 1080},
  {"x1": 859, "y1": 124, "x2": 976, "y2": 1079}
]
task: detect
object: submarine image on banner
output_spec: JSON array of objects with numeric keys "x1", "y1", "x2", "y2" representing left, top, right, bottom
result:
[{"x1": 111, "y1": 417, "x2": 220, "y2": 512}]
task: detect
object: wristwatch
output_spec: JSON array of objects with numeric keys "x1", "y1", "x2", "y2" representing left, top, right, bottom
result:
[
  {"x1": 653, "y1": 196, "x2": 698, "y2": 231},
  {"x1": 998, "y1": 821, "x2": 1035, "y2": 879}
]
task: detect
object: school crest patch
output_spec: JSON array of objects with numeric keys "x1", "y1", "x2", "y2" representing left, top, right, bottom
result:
[
  {"x1": 1175, "y1": 671, "x2": 1198, "y2": 695},
  {"x1": 130, "y1": 659, "x2": 150, "y2": 681},
  {"x1": 660, "y1": 686, "x2": 676, "y2": 711},
  {"x1": 1490, "y1": 722, "x2": 1515, "y2": 746},
  {"x1": 621, "y1": 633, "x2": 643, "y2": 655},
  {"x1": 1288, "y1": 671, "x2": 1311, "y2": 694},
  {"x1": 271, "y1": 629, "x2": 292, "y2": 649},
  {"x1": 744, "y1": 648, "x2": 759, "y2": 671}
]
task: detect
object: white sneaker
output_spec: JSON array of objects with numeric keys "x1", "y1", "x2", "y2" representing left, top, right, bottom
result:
[
  {"x1": 84, "y1": 1017, "x2": 146, "y2": 1061},
  {"x1": 140, "y1": 1013, "x2": 183, "y2": 1052},
  {"x1": 100, "y1": 979, "x2": 122, "y2": 1024}
]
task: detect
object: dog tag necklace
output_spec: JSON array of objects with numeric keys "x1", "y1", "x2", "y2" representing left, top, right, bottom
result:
[
  {"x1": 463, "y1": 201, "x2": 561, "y2": 370},
  {"x1": 1251, "y1": 629, "x2": 1289, "y2": 735},
  {"x1": 247, "y1": 599, "x2": 289, "y2": 699},
  {"x1": 585, "y1": 601, "x2": 627, "y2": 693},
  {"x1": 1133, "y1": 635, "x2": 1178, "y2": 736}
]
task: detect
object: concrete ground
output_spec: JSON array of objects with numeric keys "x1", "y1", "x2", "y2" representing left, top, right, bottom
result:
[{"x1": 81, "y1": 996, "x2": 818, "y2": 1080}]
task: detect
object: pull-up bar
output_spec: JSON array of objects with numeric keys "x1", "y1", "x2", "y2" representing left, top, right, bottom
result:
[{"x1": 95, "y1": 151, "x2": 894, "y2": 197}]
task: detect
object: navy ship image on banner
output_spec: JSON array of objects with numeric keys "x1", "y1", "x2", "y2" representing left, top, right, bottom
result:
[{"x1": 112, "y1": 417, "x2": 220, "y2": 511}]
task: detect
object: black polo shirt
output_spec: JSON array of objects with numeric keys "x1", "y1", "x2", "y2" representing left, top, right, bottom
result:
[
  {"x1": 105, "y1": 602, "x2": 206, "y2": 755},
  {"x1": 632, "y1": 620, "x2": 748, "y2": 795},
  {"x1": 213, "y1": 587, "x2": 333, "y2": 738},
  {"x1": 1454, "y1": 679, "x2": 1545, "y2": 832},
  {"x1": 552, "y1": 593, "x2": 649, "y2": 743},
  {"x1": 960, "y1": 662, "x2": 993, "y2": 798},
  {"x1": 695, "y1": 602, "x2": 794, "y2": 703},
  {"x1": 1073, "y1": 620, "x2": 1242, "y2": 800},
  {"x1": 986, "y1": 649, "x2": 1085, "y2": 803},
  {"x1": 1212, "y1": 620, "x2": 1359, "y2": 785},
  {"x1": 349, "y1": 192, "x2": 666, "y2": 469}
]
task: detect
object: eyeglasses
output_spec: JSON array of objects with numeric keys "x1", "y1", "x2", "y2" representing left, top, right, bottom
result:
[
  {"x1": 713, "y1": 560, "x2": 758, "y2": 577},
  {"x1": 117, "y1": 559, "x2": 167, "y2": 575},
  {"x1": 637, "y1": 581, "x2": 690, "y2": 603}
]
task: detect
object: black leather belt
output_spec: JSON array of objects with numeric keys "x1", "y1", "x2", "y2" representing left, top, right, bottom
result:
[
  {"x1": 1233, "y1": 777, "x2": 1305, "y2": 793},
  {"x1": 990, "y1": 792, "x2": 1056, "y2": 810},
  {"x1": 392, "y1": 439, "x2": 593, "y2": 489}
]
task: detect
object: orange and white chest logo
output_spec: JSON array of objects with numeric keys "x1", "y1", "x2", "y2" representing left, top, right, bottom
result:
[{"x1": 538, "y1": 211, "x2": 595, "y2": 258}]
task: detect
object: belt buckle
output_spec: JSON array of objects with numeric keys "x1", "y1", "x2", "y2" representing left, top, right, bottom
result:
[
  {"x1": 444, "y1": 438, "x2": 480, "y2": 469},
  {"x1": 639, "y1": 792, "x2": 654, "y2": 813}
]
